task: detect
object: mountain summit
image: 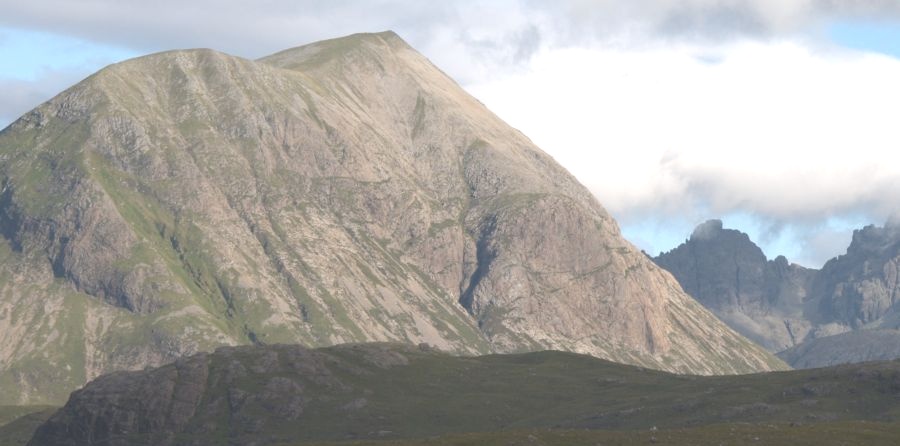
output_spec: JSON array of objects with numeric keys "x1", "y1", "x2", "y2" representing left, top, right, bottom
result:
[{"x1": 0, "y1": 32, "x2": 784, "y2": 403}]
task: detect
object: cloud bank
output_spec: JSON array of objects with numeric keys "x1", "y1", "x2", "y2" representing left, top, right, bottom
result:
[
  {"x1": 4, "y1": 1, "x2": 900, "y2": 77},
  {"x1": 467, "y1": 39, "x2": 900, "y2": 264}
]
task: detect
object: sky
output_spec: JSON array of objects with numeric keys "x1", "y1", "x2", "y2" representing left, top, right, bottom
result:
[{"x1": 2, "y1": 0, "x2": 900, "y2": 268}]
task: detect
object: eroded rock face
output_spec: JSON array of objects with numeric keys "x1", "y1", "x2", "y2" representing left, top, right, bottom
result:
[
  {"x1": 0, "y1": 32, "x2": 785, "y2": 404},
  {"x1": 811, "y1": 224, "x2": 900, "y2": 329}
]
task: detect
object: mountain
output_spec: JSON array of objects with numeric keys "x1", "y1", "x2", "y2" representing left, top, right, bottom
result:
[
  {"x1": 0, "y1": 31, "x2": 784, "y2": 405},
  {"x1": 654, "y1": 220, "x2": 815, "y2": 351},
  {"x1": 24, "y1": 343, "x2": 900, "y2": 446},
  {"x1": 655, "y1": 220, "x2": 900, "y2": 367}
]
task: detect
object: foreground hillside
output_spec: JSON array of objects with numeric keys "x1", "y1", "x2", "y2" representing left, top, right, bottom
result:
[
  {"x1": 301, "y1": 423, "x2": 900, "y2": 446},
  {"x1": 26, "y1": 343, "x2": 900, "y2": 446},
  {"x1": 0, "y1": 31, "x2": 784, "y2": 405}
]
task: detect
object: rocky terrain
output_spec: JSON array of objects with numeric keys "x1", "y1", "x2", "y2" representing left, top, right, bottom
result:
[
  {"x1": 655, "y1": 220, "x2": 900, "y2": 367},
  {"x1": 22, "y1": 343, "x2": 900, "y2": 446},
  {"x1": 0, "y1": 31, "x2": 786, "y2": 405}
]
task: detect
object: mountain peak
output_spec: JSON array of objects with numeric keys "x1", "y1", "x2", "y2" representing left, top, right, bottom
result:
[
  {"x1": 654, "y1": 219, "x2": 814, "y2": 351},
  {"x1": 258, "y1": 30, "x2": 410, "y2": 71}
]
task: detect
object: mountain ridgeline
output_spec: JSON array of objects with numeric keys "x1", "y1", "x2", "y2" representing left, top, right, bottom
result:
[
  {"x1": 0, "y1": 32, "x2": 785, "y2": 404},
  {"x1": 655, "y1": 220, "x2": 900, "y2": 367},
  {"x1": 654, "y1": 220, "x2": 816, "y2": 352}
]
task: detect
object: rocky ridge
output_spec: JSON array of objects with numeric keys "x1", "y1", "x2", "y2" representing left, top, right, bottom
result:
[{"x1": 655, "y1": 220, "x2": 900, "y2": 366}]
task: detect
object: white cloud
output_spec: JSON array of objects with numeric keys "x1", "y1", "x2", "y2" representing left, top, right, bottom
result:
[
  {"x1": 467, "y1": 39, "x2": 900, "y2": 265},
  {"x1": 3, "y1": 1, "x2": 900, "y2": 76}
]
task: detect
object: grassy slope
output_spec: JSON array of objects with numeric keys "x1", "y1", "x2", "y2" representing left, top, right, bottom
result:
[
  {"x1": 255, "y1": 346, "x2": 900, "y2": 439},
  {"x1": 298, "y1": 422, "x2": 900, "y2": 446}
]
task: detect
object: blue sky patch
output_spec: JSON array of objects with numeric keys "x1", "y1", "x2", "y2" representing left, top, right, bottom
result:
[
  {"x1": 828, "y1": 20, "x2": 900, "y2": 59},
  {"x1": 0, "y1": 26, "x2": 136, "y2": 80},
  {"x1": 620, "y1": 211, "x2": 870, "y2": 269}
]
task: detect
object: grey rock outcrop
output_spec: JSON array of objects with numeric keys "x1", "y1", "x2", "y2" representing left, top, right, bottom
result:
[{"x1": 810, "y1": 224, "x2": 900, "y2": 330}]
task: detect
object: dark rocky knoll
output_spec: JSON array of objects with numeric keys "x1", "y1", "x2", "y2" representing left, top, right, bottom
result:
[{"x1": 27, "y1": 343, "x2": 900, "y2": 446}]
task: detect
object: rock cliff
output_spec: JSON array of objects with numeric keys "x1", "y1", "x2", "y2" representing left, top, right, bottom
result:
[{"x1": 810, "y1": 224, "x2": 900, "y2": 330}]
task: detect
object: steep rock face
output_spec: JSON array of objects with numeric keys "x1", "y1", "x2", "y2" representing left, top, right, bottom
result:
[
  {"x1": 654, "y1": 220, "x2": 815, "y2": 351},
  {"x1": 0, "y1": 32, "x2": 785, "y2": 404},
  {"x1": 810, "y1": 224, "x2": 900, "y2": 330}
]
